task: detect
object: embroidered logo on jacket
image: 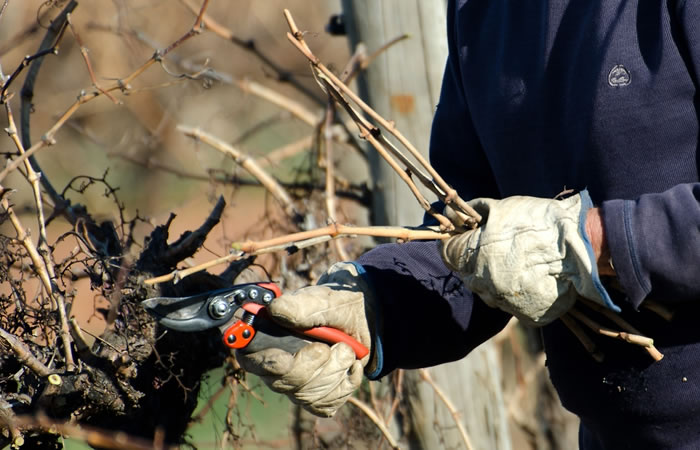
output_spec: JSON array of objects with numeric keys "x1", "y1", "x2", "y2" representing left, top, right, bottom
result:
[{"x1": 608, "y1": 65, "x2": 631, "y2": 87}]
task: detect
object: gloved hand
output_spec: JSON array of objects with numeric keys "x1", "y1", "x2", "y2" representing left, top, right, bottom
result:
[
  {"x1": 236, "y1": 262, "x2": 378, "y2": 417},
  {"x1": 440, "y1": 190, "x2": 619, "y2": 326}
]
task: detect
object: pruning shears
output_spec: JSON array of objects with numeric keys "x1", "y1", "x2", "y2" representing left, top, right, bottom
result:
[{"x1": 141, "y1": 282, "x2": 369, "y2": 359}]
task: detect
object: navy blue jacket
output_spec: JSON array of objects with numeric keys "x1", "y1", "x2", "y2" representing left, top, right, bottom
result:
[{"x1": 357, "y1": 1, "x2": 700, "y2": 448}]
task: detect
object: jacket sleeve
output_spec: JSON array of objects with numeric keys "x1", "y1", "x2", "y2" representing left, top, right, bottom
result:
[
  {"x1": 357, "y1": 1, "x2": 510, "y2": 380},
  {"x1": 602, "y1": 184, "x2": 700, "y2": 308},
  {"x1": 601, "y1": 4, "x2": 700, "y2": 308},
  {"x1": 358, "y1": 241, "x2": 512, "y2": 379}
]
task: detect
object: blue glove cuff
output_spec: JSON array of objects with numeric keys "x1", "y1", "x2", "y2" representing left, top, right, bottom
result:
[
  {"x1": 344, "y1": 261, "x2": 384, "y2": 380},
  {"x1": 579, "y1": 190, "x2": 621, "y2": 313}
]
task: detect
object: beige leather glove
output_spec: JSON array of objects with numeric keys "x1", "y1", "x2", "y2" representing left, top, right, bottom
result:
[
  {"x1": 236, "y1": 262, "x2": 376, "y2": 417},
  {"x1": 441, "y1": 191, "x2": 619, "y2": 326}
]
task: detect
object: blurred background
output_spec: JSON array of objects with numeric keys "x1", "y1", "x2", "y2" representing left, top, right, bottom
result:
[{"x1": 1, "y1": 0, "x2": 351, "y2": 220}]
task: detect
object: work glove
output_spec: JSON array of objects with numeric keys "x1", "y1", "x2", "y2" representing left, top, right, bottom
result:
[
  {"x1": 440, "y1": 190, "x2": 619, "y2": 326},
  {"x1": 236, "y1": 262, "x2": 377, "y2": 417}
]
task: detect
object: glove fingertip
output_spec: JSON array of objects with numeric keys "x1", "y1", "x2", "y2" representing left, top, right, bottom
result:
[
  {"x1": 236, "y1": 347, "x2": 295, "y2": 376},
  {"x1": 348, "y1": 360, "x2": 363, "y2": 386},
  {"x1": 331, "y1": 342, "x2": 358, "y2": 366},
  {"x1": 266, "y1": 292, "x2": 305, "y2": 326},
  {"x1": 306, "y1": 403, "x2": 337, "y2": 418}
]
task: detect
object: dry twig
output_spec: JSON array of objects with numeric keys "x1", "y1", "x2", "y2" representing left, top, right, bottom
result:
[
  {"x1": 346, "y1": 397, "x2": 400, "y2": 449},
  {"x1": 0, "y1": 326, "x2": 51, "y2": 377},
  {"x1": 66, "y1": 13, "x2": 121, "y2": 104},
  {"x1": 576, "y1": 300, "x2": 664, "y2": 361},
  {"x1": 177, "y1": 125, "x2": 301, "y2": 220},
  {"x1": 569, "y1": 308, "x2": 654, "y2": 347},
  {"x1": 3, "y1": 102, "x2": 75, "y2": 370},
  {"x1": 10, "y1": 415, "x2": 173, "y2": 450},
  {"x1": 178, "y1": 0, "x2": 324, "y2": 104},
  {"x1": 0, "y1": 0, "x2": 8, "y2": 22},
  {"x1": 283, "y1": 9, "x2": 482, "y2": 230},
  {"x1": 320, "y1": 98, "x2": 350, "y2": 260},
  {"x1": 0, "y1": 0, "x2": 213, "y2": 186},
  {"x1": 418, "y1": 368, "x2": 474, "y2": 450},
  {"x1": 18, "y1": 0, "x2": 76, "y2": 218},
  {"x1": 236, "y1": 77, "x2": 318, "y2": 126},
  {"x1": 144, "y1": 223, "x2": 449, "y2": 285},
  {"x1": 256, "y1": 135, "x2": 313, "y2": 168},
  {"x1": 559, "y1": 314, "x2": 604, "y2": 362}
]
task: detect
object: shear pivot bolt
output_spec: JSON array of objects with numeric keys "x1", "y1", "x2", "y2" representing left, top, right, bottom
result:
[
  {"x1": 209, "y1": 299, "x2": 229, "y2": 319},
  {"x1": 227, "y1": 335, "x2": 236, "y2": 344},
  {"x1": 248, "y1": 289, "x2": 259, "y2": 300},
  {"x1": 262, "y1": 293, "x2": 273, "y2": 304},
  {"x1": 242, "y1": 330, "x2": 251, "y2": 339}
]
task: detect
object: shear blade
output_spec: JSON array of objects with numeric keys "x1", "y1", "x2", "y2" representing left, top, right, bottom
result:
[
  {"x1": 141, "y1": 290, "x2": 235, "y2": 332},
  {"x1": 141, "y1": 294, "x2": 209, "y2": 321}
]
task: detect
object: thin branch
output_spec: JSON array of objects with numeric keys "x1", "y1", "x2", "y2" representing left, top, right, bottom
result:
[
  {"x1": 236, "y1": 77, "x2": 318, "y2": 126},
  {"x1": 86, "y1": 22, "x2": 369, "y2": 169},
  {"x1": 4, "y1": 103, "x2": 48, "y2": 246},
  {"x1": 178, "y1": 125, "x2": 301, "y2": 220},
  {"x1": 0, "y1": 0, "x2": 9, "y2": 22},
  {"x1": 283, "y1": 9, "x2": 482, "y2": 228},
  {"x1": 319, "y1": 76, "x2": 454, "y2": 230},
  {"x1": 0, "y1": 326, "x2": 51, "y2": 377},
  {"x1": 231, "y1": 223, "x2": 449, "y2": 254},
  {"x1": 224, "y1": 72, "x2": 364, "y2": 162},
  {"x1": 1, "y1": 189, "x2": 52, "y2": 298},
  {"x1": 97, "y1": 126, "x2": 366, "y2": 204},
  {"x1": 101, "y1": 0, "x2": 211, "y2": 89},
  {"x1": 68, "y1": 318, "x2": 91, "y2": 354},
  {"x1": 11, "y1": 415, "x2": 172, "y2": 450},
  {"x1": 0, "y1": 186, "x2": 75, "y2": 369},
  {"x1": 112, "y1": 150, "x2": 369, "y2": 205},
  {"x1": 256, "y1": 135, "x2": 313, "y2": 168},
  {"x1": 189, "y1": 383, "x2": 228, "y2": 425},
  {"x1": 232, "y1": 112, "x2": 290, "y2": 145},
  {"x1": 640, "y1": 299, "x2": 675, "y2": 321},
  {"x1": 559, "y1": 315, "x2": 604, "y2": 363},
  {"x1": 19, "y1": 0, "x2": 75, "y2": 219},
  {"x1": 418, "y1": 368, "x2": 474, "y2": 450},
  {"x1": 346, "y1": 397, "x2": 400, "y2": 449},
  {"x1": 144, "y1": 251, "x2": 245, "y2": 285},
  {"x1": 385, "y1": 369, "x2": 404, "y2": 424},
  {"x1": 321, "y1": 99, "x2": 349, "y2": 260},
  {"x1": 0, "y1": 0, "x2": 213, "y2": 188},
  {"x1": 569, "y1": 308, "x2": 655, "y2": 347},
  {"x1": 0, "y1": 398, "x2": 22, "y2": 448},
  {"x1": 144, "y1": 224, "x2": 449, "y2": 285},
  {"x1": 178, "y1": 0, "x2": 325, "y2": 105},
  {"x1": 4, "y1": 102, "x2": 75, "y2": 370},
  {"x1": 159, "y1": 0, "x2": 210, "y2": 62},
  {"x1": 0, "y1": 48, "x2": 57, "y2": 102},
  {"x1": 574, "y1": 301, "x2": 664, "y2": 361},
  {"x1": 65, "y1": 13, "x2": 121, "y2": 104},
  {"x1": 352, "y1": 35, "x2": 410, "y2": 82}
]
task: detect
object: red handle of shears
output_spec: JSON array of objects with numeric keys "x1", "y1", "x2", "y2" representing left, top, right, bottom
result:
[
  {"x1": 225, "y1": 300, "x2": 370, "y2": 360},
  {"x1": 300, "y1": 327, "x2": 369, "y2": 360}
]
